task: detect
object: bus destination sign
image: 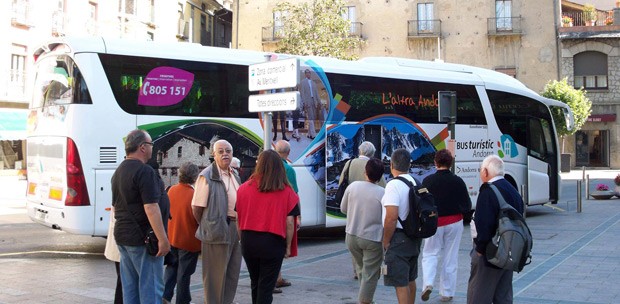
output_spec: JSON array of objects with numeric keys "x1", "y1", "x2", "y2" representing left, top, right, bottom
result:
[{"x1": 248, "y1": 58, "x2": 299, "y2": 91}]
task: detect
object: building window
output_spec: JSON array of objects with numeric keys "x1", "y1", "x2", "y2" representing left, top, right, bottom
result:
[
  {"x1": 199, "y1": 145, "x2": 205, "y2": 156},
  {"x1": 87, "y1": 2, "x2": 97, "y2": 35},
  {"x1": 417, "y1": 3, "x2": 434, "y2": 32},
  {"x1": 495, "y1": 67, "x2": 516, "y2": 78},
  {"x1": 342, "y1": 6, "x2": 357, "y2": 35},
  {"x1": 273, "y1": 10, "x2": 287, "y2": 38},
  {"x1": 574, "y1": 51, "x2": 608, "y2": 89},
  {"x1": 10, "y1": 44, "x2": 27, "y2": 97},
  {"x1": 177, "y1": 146, "x2": 182, "y2": 158},
  {"x1": 119, "y1": 0, "x2": 135, "y2": 14},
  {"x1": 161, "y1": 168, "x2": 167, "y2": 176},
  {"x1": 495, "y1": 0, "x2": 512, "y2": 30},
  {"x1": 171, "y1": 168, "x2": 178, "y2": 176},
  {"x1": 164, "y1": 151, "x2": 168, "y2": 158}
]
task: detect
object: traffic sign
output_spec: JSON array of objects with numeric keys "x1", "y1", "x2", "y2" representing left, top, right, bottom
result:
[
  {"x1": 248, "y1": 58, "x2": 299, "y2": 91},
  {"x1": 248, "y1": 92, "x2": 300, "y2": 113}
]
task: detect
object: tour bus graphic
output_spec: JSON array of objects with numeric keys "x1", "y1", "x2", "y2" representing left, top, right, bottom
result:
[{"x1": 498, "y1": 134, "x2": 518, "y2": 159}]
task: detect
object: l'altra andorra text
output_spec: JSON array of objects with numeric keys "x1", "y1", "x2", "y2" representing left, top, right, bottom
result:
[{"x1": 382, "y1": 92, "x2": 438, "y2": 108}]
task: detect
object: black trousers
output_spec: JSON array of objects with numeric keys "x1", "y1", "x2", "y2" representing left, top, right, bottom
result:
[
  {"x1": 272, "y1": 112, "x2": 287, "y2": 139},
  {"x1": 114, "y1": 261, "x2": 123, "y2": 304},
  {"x1": 241, "y1": 230, "x2": 286, "y2": 304}
]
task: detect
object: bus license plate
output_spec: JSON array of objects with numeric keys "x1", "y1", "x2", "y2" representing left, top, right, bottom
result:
[{"x1": 35, "y1": 210, "x2": 46, "y2": 221}]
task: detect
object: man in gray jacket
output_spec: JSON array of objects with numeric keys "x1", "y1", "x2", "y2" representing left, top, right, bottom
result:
[{"x1": 192, "y1": 139, "x2": 242, "y2": 304}]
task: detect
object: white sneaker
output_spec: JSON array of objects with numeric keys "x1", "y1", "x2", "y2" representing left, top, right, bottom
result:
[
  {"x1": 440, "y1": 296, "x2": 453, "y2": 302},
  {"x1": 421, "y1": 285, "x2": 433, "y2": 301}
]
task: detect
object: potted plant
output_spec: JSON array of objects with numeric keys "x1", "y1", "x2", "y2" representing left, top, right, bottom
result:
[
  {"x1": 562, "y1": 16, "x2": 573, "y2": 27},
  {"x1": 614, "y1": 174, "x2": 620, "y2": 197},
  {"x1": 583, "y1": 4, "x2": 597, "y2": 26},
  {"x1": 591, "y1": 183, "x2": 614, "y2": 199},
  {"x1": 605, "y1": 16, "x2": 613, "y2": 26}
]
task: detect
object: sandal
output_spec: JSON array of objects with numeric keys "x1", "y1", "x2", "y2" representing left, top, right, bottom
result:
[{"x1": 276, "y1": 279, "x2": 292, "y2": 288}]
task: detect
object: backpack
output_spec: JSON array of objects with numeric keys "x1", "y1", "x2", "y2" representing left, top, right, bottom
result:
[
  {"x1": 334, "y1": 160, "x2": 351, "y2": 207},
  {"x1": 485, "y1": 184, "x2": 533, "y2": 273},
  {"x1": 395, "y1": 176, "x2": 438, "y2": 239}
]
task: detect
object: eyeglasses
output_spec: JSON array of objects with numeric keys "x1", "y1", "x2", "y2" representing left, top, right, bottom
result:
[
  {"x1": 142, "y1": 142, "x2": 154, "y2": 146},
  {"x1": 216, "y1": 149, "x2": 232, "y2": 155}
]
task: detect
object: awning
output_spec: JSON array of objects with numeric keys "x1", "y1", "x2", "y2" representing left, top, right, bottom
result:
[{"x1": 0, "y1": 109, "x2": 27, "y2": 140}]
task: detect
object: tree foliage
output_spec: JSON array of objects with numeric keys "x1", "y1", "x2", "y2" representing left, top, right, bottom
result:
[
  {"x1": 541, "y1": 78, "x2": 591, "y2": 137},
  {"x1": 273, "y1": 0, "x2": 364, "y2": 60}
]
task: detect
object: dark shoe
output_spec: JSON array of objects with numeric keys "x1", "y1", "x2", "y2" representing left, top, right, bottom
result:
[
  {"x1": 354, "y1": 274, "x2": 358, "y2": 280},
  {"x1": 273, "y1": 288, "x2": 282, "y2": 294},
  {"x1": 421, "y1": 285, "x2": 432, "y2": 301},
  {"x1": 272, "y1": 136, "x2": 277, "y2": 141},
  {"x1": 276, "y1": 279, "x2": 292, "y2": 288},
  {"x1": 283, "y1": 136, "x2": 290, "y2": 141}
]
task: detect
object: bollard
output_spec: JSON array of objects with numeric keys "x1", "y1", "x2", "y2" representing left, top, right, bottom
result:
[
  {"x1": 585, "y1": 174, "x2": 589, "y2": 199},
  {"x1": 577, "y1": 180, "x2": 582, "y2": 213},
  {"x1": 582, "y1": 166, "x2": 586, "y2": 181}
]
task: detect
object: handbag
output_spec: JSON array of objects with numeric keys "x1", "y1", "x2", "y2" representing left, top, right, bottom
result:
[
  {"x1": 144, "y1": 228, "x2": 159, "y2": 256},
  {"x1": 334, "y1": 160, "x2": 351, "y2": 207}
]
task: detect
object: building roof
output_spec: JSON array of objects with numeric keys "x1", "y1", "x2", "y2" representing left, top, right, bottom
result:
[{"x1": 563, "y1": 0, "x2": 615, "y2": 11}]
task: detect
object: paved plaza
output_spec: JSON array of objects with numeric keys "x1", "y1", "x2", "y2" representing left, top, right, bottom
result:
[{"x1": 0, "y1": 170, "x2": 619, "y2": 303}]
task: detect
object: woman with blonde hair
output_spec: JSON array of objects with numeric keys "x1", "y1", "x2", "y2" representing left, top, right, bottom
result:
[{"x1": 236, "y1": 149, "x2": 300, "y2": 304}]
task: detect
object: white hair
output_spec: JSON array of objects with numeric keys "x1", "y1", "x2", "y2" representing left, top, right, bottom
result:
[
  {"x1": 358, "y1": 141, "x2": 376, "y2": 158},
  {"x1": 481, "y1": 154, "x2": 504, "y2": 177},
  {"x1": 231, "y1": 157, "x2": 241, "y2": 168}
]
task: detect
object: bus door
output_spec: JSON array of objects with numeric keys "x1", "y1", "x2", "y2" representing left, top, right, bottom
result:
[{"x1": 527, "y1": 116, "x2": 557, "y2": 205}]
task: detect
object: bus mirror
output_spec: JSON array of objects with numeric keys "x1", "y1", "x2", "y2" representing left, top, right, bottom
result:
[
  {"x1": 563, "y1": 107, "x2": 575, "y2": 132},
  {"x1": 438, "y1": 91, "x2": 456, "y2": 122}
]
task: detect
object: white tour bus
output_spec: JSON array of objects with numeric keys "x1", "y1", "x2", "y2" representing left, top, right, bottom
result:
[{"x1": 26, "y1": 37, "x2": 573, "y2": 236}]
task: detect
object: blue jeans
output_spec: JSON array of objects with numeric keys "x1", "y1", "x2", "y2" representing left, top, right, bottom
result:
[
  {"x1": 163, "y1": 247, "x2": 200, "y2": 304},
  {"x1": 118, "y1": 244, "x2": 164, "y2": 304}
]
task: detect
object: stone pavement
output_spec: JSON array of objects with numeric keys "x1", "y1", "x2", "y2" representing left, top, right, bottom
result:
[{"x1": 1, "y1": 170, "x2": 620, "y2": 303}]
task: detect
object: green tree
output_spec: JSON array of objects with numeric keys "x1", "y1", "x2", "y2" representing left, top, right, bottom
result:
[
  {"x1": 273, "y1": 0, "x2": 364, "y2": 60},
  {"x1": 541, "y1": 78, "x2": 592, "y2": 150}
]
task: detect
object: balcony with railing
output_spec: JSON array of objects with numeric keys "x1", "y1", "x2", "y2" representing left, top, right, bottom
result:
[
  {"x1": 348, "y1": 22, "x2": 364, "y2": 38},
  {"x1": 1, "y1": 70, "x2": 28, "y2": 102},
  {"x1": 407, "y1": 20, "x2": 442, "y2": 38},
  {"x1": 262, "y1": 26, "x2": 285, "y2": 42},
  {"x1": 561, "y1": 10, "x2": 613, "y2": 27},
  {"x1": 487, "y1": 17, "x2": 523, "y2": 36}
]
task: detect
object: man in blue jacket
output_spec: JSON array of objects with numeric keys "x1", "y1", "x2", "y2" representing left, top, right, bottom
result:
[{"x1": 467, "y1": 155, "x2": 524, "y2": 304}]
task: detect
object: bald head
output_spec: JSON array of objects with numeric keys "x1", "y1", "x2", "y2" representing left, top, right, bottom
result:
[{"x1": 275, "y1": 140, "x2": 291, "y2": 158}]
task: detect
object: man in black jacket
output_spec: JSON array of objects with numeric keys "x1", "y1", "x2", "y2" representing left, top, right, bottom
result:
[{"x1": 467, "y1": 155, "x2": 524, "y2": 304}]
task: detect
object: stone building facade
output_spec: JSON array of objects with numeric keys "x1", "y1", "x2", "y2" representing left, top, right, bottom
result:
[
  {"x1": 559, "y1": 28, "x2": 620, "y2": 168},
  {"x1": 233, "y1": 0, "x2": 620, "y2": 169},
  {"x1": 233, "y1": 0, "x2": 558, "y2": 93}
]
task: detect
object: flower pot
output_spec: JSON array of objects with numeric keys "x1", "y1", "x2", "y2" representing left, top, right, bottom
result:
[
  {"x1": 586, "y1": 20, "x2": 596, "y2": 26},
  {"x1": 591, "y1": 190, "x2": 614, "y2": 200}
]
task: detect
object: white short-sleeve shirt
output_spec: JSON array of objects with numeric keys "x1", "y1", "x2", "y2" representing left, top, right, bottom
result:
[{"x1": 381, "y1": 174, "x2": 416, "y2": 229}]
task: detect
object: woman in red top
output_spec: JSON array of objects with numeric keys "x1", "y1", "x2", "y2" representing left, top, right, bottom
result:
[{"x1": 236, "y1": 150, "x2": 299, "y2": 304}]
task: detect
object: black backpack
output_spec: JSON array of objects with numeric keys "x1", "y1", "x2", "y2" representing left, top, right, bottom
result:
[
  {"x1": 395, "y1": 176, "x2": 438, "y2": 239},
  {"x1": 485, "y1": 184, "x2": 533, "y2": 273},
  {"x1": 334, "y1": 160, "x2": 352, "y2": 207}
]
